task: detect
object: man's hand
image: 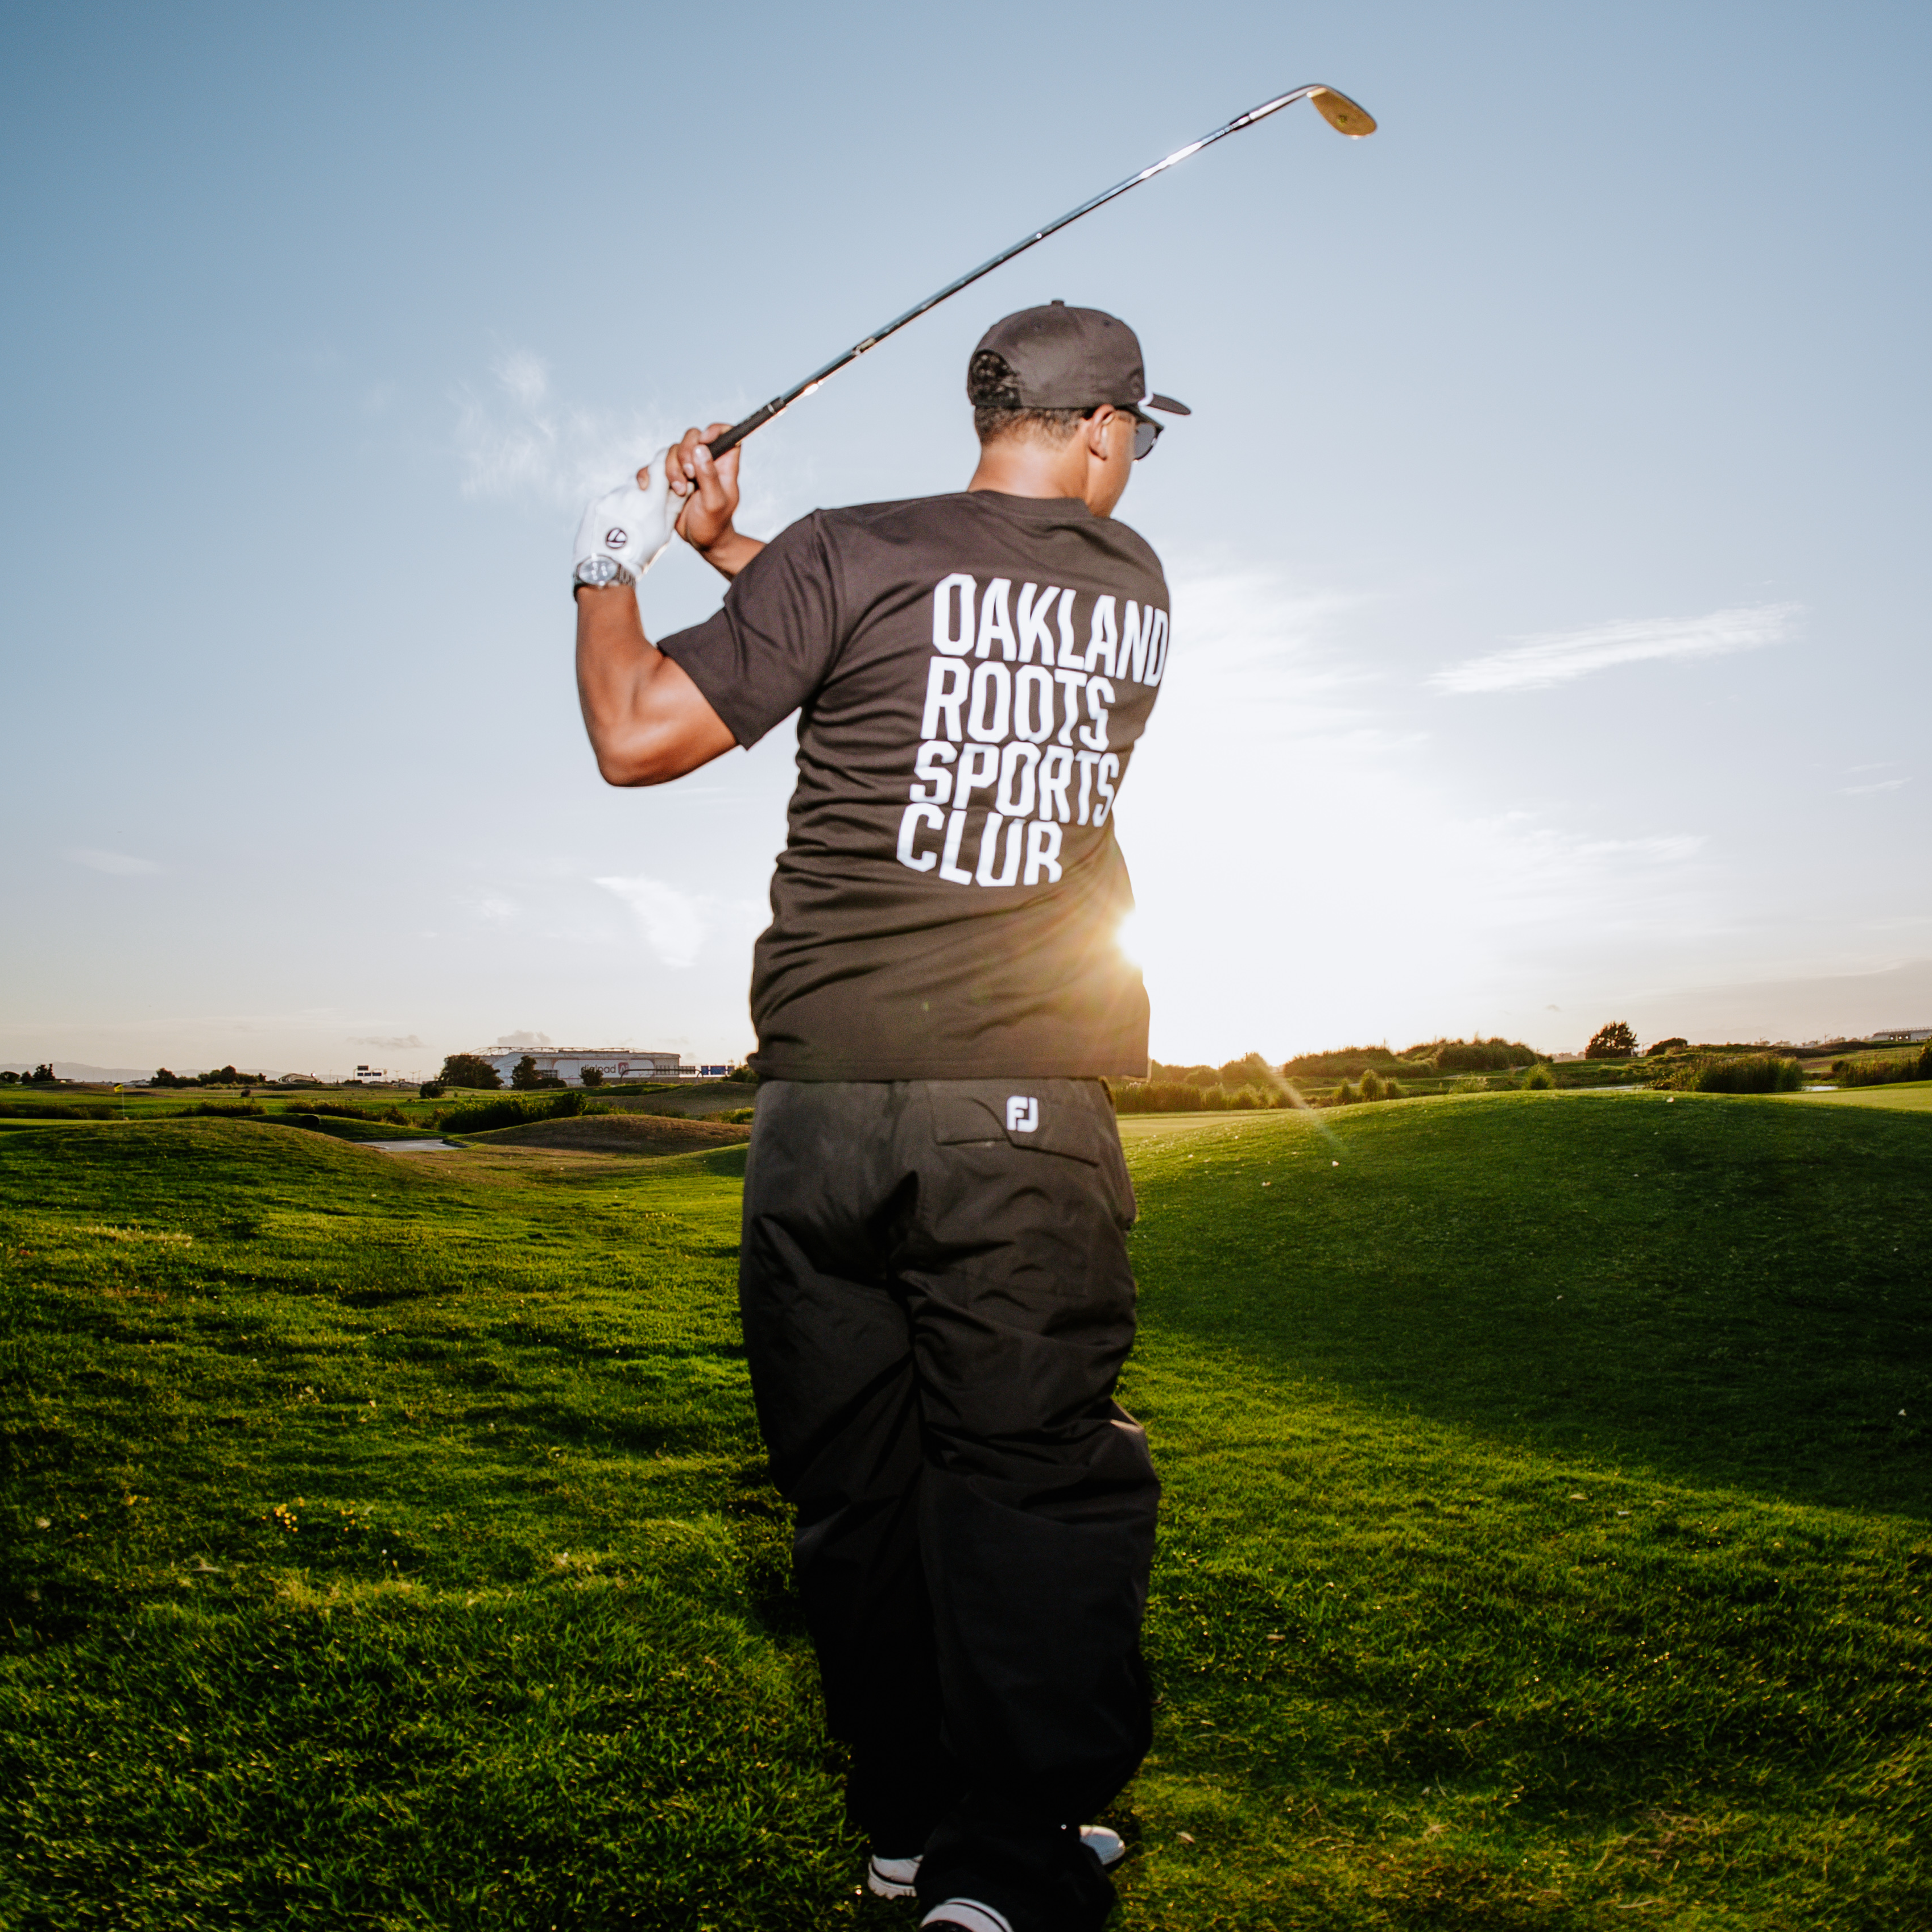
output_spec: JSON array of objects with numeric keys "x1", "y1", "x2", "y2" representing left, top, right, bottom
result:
[
  {"x1": 567, "y1": 419, "x2": 767, "y2": 785},
  {"x1": 572, "y1": 449, "x2": 686, "y2": 588},
  {"x1": 667, "y1": 424, "x2": 764, "y2": 581}
]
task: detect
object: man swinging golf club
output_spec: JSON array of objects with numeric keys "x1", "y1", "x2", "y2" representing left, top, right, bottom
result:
[{"x1": 573, "y1": 301, "x2": 1186, "y2": 1932}]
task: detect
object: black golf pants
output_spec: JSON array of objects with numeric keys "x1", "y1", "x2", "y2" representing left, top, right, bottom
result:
[{"x1": 740, "y1": 1078, "x2": 1159, "y2": 1932}]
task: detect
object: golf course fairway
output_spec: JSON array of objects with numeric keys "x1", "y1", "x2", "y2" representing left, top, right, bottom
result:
[{"x1": 2, "y1": 1093, "x2": 1926, "y2": 1929}]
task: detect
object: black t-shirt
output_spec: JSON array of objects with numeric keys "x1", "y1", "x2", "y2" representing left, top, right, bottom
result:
[{"x1": 659, "y1": 490, "x2": 1170, "y2": 1081}]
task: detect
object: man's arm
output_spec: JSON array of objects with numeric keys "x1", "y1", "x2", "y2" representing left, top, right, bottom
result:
[
  {"x1": 574, "y1": 583, "x2": 736, "y2": 787},
  {"x1": 573, "y1": 423, "x2": 765, "y2": 788}
]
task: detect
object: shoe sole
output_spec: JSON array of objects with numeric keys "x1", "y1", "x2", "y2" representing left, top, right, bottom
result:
[{"x1": 870, "y1": 1827, "x2": 1124, "y2": 1899}]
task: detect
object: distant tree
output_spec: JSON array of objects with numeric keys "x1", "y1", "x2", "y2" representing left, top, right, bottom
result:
[
  {"x1": 438, "y1": 1053, "x2": 502, "y2": 1091},
  {"x1": 511, "y1": 1054, "x2": 540, "y2": 1090},
  {"x1": 725, "y1": 1065, "x2": 759, "y2": 1085},
  {"x1": 151, "y1": 1068, "x2": 188, "y2": 1088},
  {"x1": 579, "y1": 1066, "x2": 605, "y2": 1087},
  {"x1": 0, "y1": 1070, "x2": 16, "y2": 1085},
  {"x1": 1585, "y1": 1021, "x2": 1638, "y2": 1061},
  {"x1": 28, "y1": 1063, "x2": 56, "y2": 1084},
  {"x1": 1646, "y1": 1036, "x2": 1689, "y2": 1057},
  {"x1": 195, "y1": 1065, "x2": 244, "y2": 1087}
]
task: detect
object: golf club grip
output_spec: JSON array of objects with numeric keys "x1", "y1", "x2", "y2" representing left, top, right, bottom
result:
[{"x1": 701, "y1": 404, "x2": 777, "y2": 463}]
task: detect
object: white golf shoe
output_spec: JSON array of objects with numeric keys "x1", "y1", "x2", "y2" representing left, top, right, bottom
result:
[
  {"x1": 867, "y1": 1825, "x2": 1126, "y2": 1899},
  {"x1": 920, "y1": 1905, "x2": 1013, "y2": 1932}
]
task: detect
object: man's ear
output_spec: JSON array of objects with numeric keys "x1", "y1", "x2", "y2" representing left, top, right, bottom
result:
[{"x1": 1082, "y1": 407, "x2": 1118, "y2": 461}]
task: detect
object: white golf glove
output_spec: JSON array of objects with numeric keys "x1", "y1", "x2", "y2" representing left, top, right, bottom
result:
[{"x1": 572, "y1": 447, "x2": 682, "y2": 589}]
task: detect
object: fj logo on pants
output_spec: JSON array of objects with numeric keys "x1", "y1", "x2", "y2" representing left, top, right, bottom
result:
[{"x1": 1006, "y1": 1095, "x2": 1039, "y2": 1133}]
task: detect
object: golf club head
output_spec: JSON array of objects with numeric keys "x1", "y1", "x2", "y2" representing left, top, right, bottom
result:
[{"x1": 1309, "y1": 86, "x2": 1376, "y2": 137}]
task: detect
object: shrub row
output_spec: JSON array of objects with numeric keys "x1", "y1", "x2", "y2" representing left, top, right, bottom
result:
[
  {"x1": 436, "y1": 1090, "x2": 597, "y2": 1135},
  {"x1": 1116, "y1": 1064, "x2": 1570, "y2": 1112},
  {"x1": 1446, "y1": 1066, "x2": 1558, "y2": 1093},
  {"x1": 1425, "y1": 1036, "x2": 1540, "y2": 1073},
  {"x1": 1654, "y1": 1054, "x2": 1804, "y2": 1094},
  {"x1": 1832, "y1": 1045, "x2": 1932, "y2": 1087},
  {"x1": 1278, "y1": 1045, "x2": 1421, "y2": 1079},
  {"x1": 1112, "y1": 1082, "x2": 1288, "y2": 1114},
  {"x1": 1332, "y1": 1068, "x2": 1406, "y2": 1104}
]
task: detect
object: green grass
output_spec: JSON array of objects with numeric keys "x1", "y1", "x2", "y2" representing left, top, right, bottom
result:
[
  {"x1": 1782, "y1": 1081, "x2": 1932, "y2": 1111},
  {"x1": 2, "y1": 1098, "x2": 1927, "y2": 1929}
]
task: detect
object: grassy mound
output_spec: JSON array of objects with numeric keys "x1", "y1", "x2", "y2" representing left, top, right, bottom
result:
[
  {"x1": 1, "y1": 1100, "x2": 1927, "y2": 1928},
  {"x1": 466, "y1": 1114, "x2": 754, "y2": 1155},
  {"x1": 266, "y1": 1111, "x2": 441, "y2": 1142}
]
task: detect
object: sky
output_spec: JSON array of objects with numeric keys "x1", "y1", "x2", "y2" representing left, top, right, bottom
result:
[{"x1": 2, "y1": 0, "x2": 1927, "y2": 1079}]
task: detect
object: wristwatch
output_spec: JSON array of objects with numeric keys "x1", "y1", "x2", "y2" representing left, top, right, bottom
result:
[{"x1": 573, "y1": 555, "x2": 635, "y2": 590}]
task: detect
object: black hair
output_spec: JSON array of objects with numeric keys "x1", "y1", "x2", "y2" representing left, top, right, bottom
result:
[{"x1": 967, "y1": 349, "x2": 1090, "y2": 447}]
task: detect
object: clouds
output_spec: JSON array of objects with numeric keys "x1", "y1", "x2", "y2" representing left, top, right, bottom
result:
[
  {"x1": 453, "y1": 346, "x2": 814, "y2": 541},
  {"x1": 493, "y1": 1031, "x2": 552, "y2": 1052},
  {"x1": 593, "y1": 875, "x2": 710, "y2": 969},
  {"x1": 351, "y1": 1033, "x2": 425, "y2": 1049},
  {"x1": 1116, "y1": 555, "x2": 1726, "y2": 1058},
  {"x1": 1429, "y1": 603, "x2": 1799, "y2": 695},
  {"x1": 66, "y1": 847, "x2": 162, "y2": 876},
  {"x1": 457, "y1": 351, "x2": 668, "y2": 510}
]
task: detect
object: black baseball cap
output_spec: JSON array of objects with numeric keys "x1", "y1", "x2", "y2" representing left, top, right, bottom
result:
[{"x1": 971, "y1": 301, "x2": 1190, "y2": 428}]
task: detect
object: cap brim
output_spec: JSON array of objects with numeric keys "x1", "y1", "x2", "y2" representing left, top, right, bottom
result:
[{"x1": 1146, "y1": 392, "x2": 1190, "y2": 416}]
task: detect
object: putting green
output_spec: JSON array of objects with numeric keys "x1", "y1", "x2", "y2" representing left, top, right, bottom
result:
[{"x1": 1784, "y1": 1079, "x2": 1932, "y2": 1110}]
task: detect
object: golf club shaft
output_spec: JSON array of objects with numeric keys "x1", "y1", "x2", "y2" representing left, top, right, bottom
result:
[{"x1": 701, "y1": 83, "x2": 1363, "y2": 461}]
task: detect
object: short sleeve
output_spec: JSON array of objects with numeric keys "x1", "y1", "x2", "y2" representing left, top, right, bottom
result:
[{"x1": 656, "y1": 513, "x2": 842, "y2": 748}]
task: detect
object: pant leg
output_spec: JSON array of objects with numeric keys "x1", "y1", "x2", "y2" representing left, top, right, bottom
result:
[
  {"x1": 898, "y1": 1079, "x2": 1158, "y2": 1931},
  {"x1": 738, "y1": 1081, "x2": 964, "y2": 1852},
  {"x1": 740, "y1": 1077, "x2": 1159, "y2": 1930}
]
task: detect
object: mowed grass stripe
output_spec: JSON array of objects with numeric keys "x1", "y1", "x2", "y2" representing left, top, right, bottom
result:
[
  {"x1": 1777, "y1": 1080, "x2": 1932, "y2": 1111},
  {"x1": 1, "y1": 1101, "x2": 1927, "y2": 1929},
  {"x1": 1116, "y1": 1096, "x2": 1929, "y2": 1928}
]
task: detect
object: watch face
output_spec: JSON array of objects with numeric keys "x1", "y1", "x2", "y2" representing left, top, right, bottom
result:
[{"x1": 575, "y1": 555, "x2": 626, "y2": 588}]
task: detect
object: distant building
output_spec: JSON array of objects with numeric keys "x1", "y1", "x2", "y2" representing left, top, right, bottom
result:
[
  {"x1": 478, "y1": 1049, "x2": 733, "y2": 1086},
  {"x1": 1870, "y1": 1027, "x2": 1932, "y2": 1044},
  {"x1": 354, "y1": 1064, "x2": 387, "y2": 1082}
]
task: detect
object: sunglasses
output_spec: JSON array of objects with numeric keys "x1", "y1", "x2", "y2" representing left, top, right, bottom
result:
[{"x1": 1082, "y1": 404, "x2": 1163, "y2": 460}]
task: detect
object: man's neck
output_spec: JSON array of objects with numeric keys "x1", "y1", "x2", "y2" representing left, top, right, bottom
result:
[{"x1": 967, "y1": 438, "x2": 1090, "y2": 504}]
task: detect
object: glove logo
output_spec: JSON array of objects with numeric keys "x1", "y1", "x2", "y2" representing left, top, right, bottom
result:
[
  {"x1": 1006, "y1": 1095, "x2": 1039, "y2": 1134},
  {"x1": 605, "y1": 527, "x2": 630, "y2": 549}
]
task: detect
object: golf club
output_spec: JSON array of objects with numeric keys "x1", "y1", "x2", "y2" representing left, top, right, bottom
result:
[{"x1": 700, "y1": 83, "x2": 1376, "y2": 462}]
